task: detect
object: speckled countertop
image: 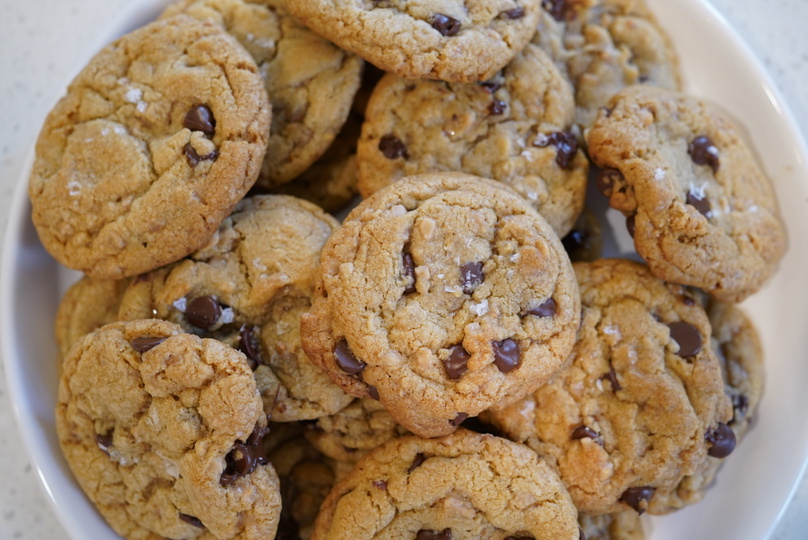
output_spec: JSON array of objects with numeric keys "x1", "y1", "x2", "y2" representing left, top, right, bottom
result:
[{"x1": 1, "y1": 0, "x2": 806, "y2": 538}]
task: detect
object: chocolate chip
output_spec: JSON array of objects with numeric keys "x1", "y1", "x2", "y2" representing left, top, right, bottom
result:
[
  {"x1": 460, "y1": 261, "x2": 484, "y2": 293},
  {"x1": 504, "y1": 537, "x2": 533, "y2": 540},
  {"x1": 220, "y1": 424, "x2": 270, "y2": 486},
  {"x1": 373, "y1": 479, "x2": 388, "y2": 490},
  {"x1": 130, "y1": 336, "x2": 166, "y2": 353},
  {"x1": 179, "y1": 513, "x2": 204, "y2": 528},
  {"x1": 479, "y1": 81, "x2": 502, "y2": 94},
  {"x1": 403, "y1": 250, "x2": 417, "y2": 294},
  {"x1": 668, "y1": 321, "x2": 702, "y2": 358},
  {"x1": 596, "y1": 168, "x2": 623, "y2": 197},
  {"x1": 431, "y1": 14, "x2": 461, "y2": 36},
  {"x1": 619, "y1": 486, "x2": 655, "y2": 515},
  {"x1": 571, "y1": 425, "x2": 602, "y2": 445},
  {"x1": 681, "y1": 294, "x2": 696, "y2": 306},
  {"x1": 488, "y1": 99, "x2": 507, "y2": 115},
  {"x1": 185, "y1": 296, "x2": 222, "y2": 330},
  {"x1": 626, "y1": 214, "x2": 636, "y2": 238},
  {"x1": 334, "y1": 339, "x2": 366, "y2": 374},
  {"x1": 502, "y1": 7, "x2": 526, "y2": 19},
  {"x1": 705, "y1": 422, "x2": 736, "y2": 458},
  {"x1": 183, "y1": 104, "x2": 215, "y2": 136},
  {"x1": 601, "y1": 367, "x2": 622, "y2": 391},
  {"x1": 367, "y1": 384, "x2": 380, "y2": 401},
  {"x1": 183, "y1": 143, "x2": 218, "y2": 167},
  {"x1": 408, "y1": 453, "x2": 427, "y2": 474},
  {"x1": 688, "y1": 135, "x2": 720, "y2": 173},
  {"x1": 731, "y1": 393, "x2": 750, "y2": 424},
  {"x1": 378, "y1": 134, "x2": 409, "y2": 159},
  {"x1": 443, "y1": 345, "x2": 470, "y2": 380},
  {"x1": 96, "y1": 432, "x2": 113, "y2": 454},
  {"x1": 526, "y1": 298, "x2": 556, "y2": 318},
  {"x1": 562, "y1": 228, "x2": 589, "y2": 259},
  {"x1": 542, "y1": 0, "x2": 569, "y2": 21},
  {"x1": 450, "y1": 412, "x2": 469, "y2": 426},
  {"x1": 238, "y1": 325, "x2": 263, "y2": 370},
  {"x1": 686, "y1": 189, "x2": 712, "y2": 217},
  {"x1": 492, "y1": 338, "x2": 521, "y2": 373},
  {"x1": 534, "y1": 131, "x2": 578, "y2": 169},
  {"x1": 417, "y1": 529, "x2": 452, "y2": 540}
]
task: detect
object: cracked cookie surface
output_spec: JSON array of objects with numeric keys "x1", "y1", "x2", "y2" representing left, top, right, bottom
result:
[
  {"x1": 29, "y1": 15, "x2": 271, "y2": 279},
  {"x1": 286, "y1": 0, "x2": 542, "y2": 83},
  {"x1": 310, "y1": 429, "x2": 580, "y2": 539},
  {"x1": 301, "y1": 173, "x2": 580, "y2": 438},
  {"x1": 56, "y1": 319, "x2": 280, "y2": 539}
]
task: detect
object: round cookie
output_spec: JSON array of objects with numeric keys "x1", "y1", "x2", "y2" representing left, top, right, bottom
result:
[
  {"x1": 286, "y1": 0, "x2": 543, "y2": 83},
  {"x1": 118, "y1": 195, "x2": 353, "y2": 422},
  {"x1": 301, "y1": 172, "x2": 581, "y2": 438},
  {"x1": 29, "y1": 15, "x2": 271, "y2": 279},
  {"x1": 310, "y1": 429, "x2": 581, "y2": 539},
  {"x1": 586, "y1": 85, "x2": 787, "y2": 302},
  {"x1": 488, "y1": 258, "x2": 732, "y2": 515},
  {"x1": 56, "y1": 319, "x2": 281, "y2": 539},
  {"x1": 161, "y1": 0, "x2": 363, "y2": 188},
  {"x1": 578, "y1": 511, "x2": 645, "y2": 540},
  {"x1": 356, "y1": 43, "x2": 589, "y2": 237}
]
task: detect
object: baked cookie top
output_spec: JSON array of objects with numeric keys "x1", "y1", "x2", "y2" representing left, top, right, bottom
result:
[
  {"x1": 301, "y1": 173, "x2": 580, "y2": 438},
  {"x1": 29, "y1": 15, "x2": 271, "y2": 279},
  {"x1": 586, "y1": 85, "x2": 786, "y2": 302},
  {"x1": 118, "y1": 195, "x2": 352, "y2": 422},
  {"x1": 56, "y1": 319, "x2": 280, "y2": 539},
  {"x1": 489, "y1": 258, "x2": 732, "y2": 515},
  {"x1": 161, "y1": 0, "x2": 363, "y2": 188},
  {"x1": 286, "y1": 0, "x2": 542, "y2": 83},
  {"x1": 356, "y1": 43, "x2": 589, "y2": 237},
  {"x1": 310, "y1": 429, "x2": 581, "y2": 539}
]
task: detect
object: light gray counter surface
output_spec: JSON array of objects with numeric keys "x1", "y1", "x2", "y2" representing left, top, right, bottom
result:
[{"x1": 0, "y1": 0, "x2": 806, "y2": 538}]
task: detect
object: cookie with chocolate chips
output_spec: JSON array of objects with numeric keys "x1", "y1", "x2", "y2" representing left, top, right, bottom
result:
[
  {"x1": 488, "y1": 258, "x2": 732, "y2": 515},
  {"x1": 286, "y1": 0, "x2": 542, "y2": 83},
  {"x1": 586, "y1": 85, "x2": 786, "y2": 302},
  {"x1": 56, "y1": 319, "x2": 281, "y2": 539},
  {"x1": 29, "y1": 15, "x2": 271, "y2": 279},
  {"x1": 357, "y1": 43, "x2": 589, "y2": 237},
  {"x1": 301, "y1": 173, "x2": 581, "y2": 438},
  {"x1": 117, "y1": 195, "x2": 353, "y2": 422},
  {"x1": 310, "y1": 429, "x2": 581, "y2": 539},
  {"x1": 161, "y1": 0, "x2": 363, "y2": 189}
]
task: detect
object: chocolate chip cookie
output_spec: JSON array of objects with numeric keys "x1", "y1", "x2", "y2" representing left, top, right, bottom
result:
[
  {"x1": 357, "y1": 43, "x2": 589, "y2": 237},
  {"x1": 310, "y1": 429, "x2": 581, "y2": 539},
  {"x1": 488, "y1": 258, "x2": 732, "y2": 515},
  {"x1": 286, "y1": 0, "x2": 542, "y2": 83},
  {"x1": 586, "y1": 85, "x2": 787, "y2": 302},
  {"x1": 301, "y1": 172, "x2": 581, "y2": 438},
  {"x1": 118, "y1": 194, "x2": 353, "y2": 422},
  {"x1": 29, "y1": 15, "x2": 271, "y2": 279},
  {"x1": 56, "y1": 319, "x2": 281, "y2": 539}
]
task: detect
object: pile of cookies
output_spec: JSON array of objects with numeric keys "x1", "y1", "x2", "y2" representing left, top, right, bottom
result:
[{"x1": 30, "y1": 0, "x2": 785, "y2": 539}]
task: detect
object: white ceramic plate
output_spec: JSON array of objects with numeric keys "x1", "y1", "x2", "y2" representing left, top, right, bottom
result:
[{"x1": 3, "y1": 0, "x2": 808, "y2": 539}]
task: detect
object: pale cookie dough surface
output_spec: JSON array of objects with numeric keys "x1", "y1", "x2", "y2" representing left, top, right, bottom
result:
[
  {"x1": 287, "y1": 0, "x2": 542, "y2": 83},
  {"x1": 301, "y1": 173, "x2": 581, "y2": 438},
  {"x1": 118, "y1": 195, "x2": 352, "y2": 421},
  {"x1": 29, "y1": 15, "x2": 271, "y2": 279},
  {"x1": 578, "y1": 511, "x2": 644, "y2": 540},
  {"x1": 311, "y1": 429, "x2": 581, "y2": 539},
  {"x1": 357, "y1": 43, "x2": 588, "y2": 237},
  {"x1": 56, "y1": 319, "x2": 280, "y2": 540},
  {"x1": 162, "y1": 0, "x2": 363, "y2": 188},
  {"x1": 586, "y1": 85, "x2": 786, "y2": 302},
  {"x1": 489, "y1": 259, "x2": 732, "y2": 515}
]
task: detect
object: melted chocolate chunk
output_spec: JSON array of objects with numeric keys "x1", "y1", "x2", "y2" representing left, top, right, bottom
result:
[
  {"x1": 220, "y1": 424, "x2": 270, "y2": 486},
  {"x1": 619, "y1": 486, "x2": 655, "y2": 515},
  {"x1": 238, "y1": 325, "x2": 263, "y2": 370},
  {"x1": 488, "y1": 99, "x2": 507, "y2": 115},
  {"x1": 688, "y1": 135, "x2": 720, "y2": 173},
  {"x1": 502, "y1": 7, "x2": 526, "y2": 19},
  {"x1": 403, "y1": 250, "x2": 417, "y2": 294},
  {"x1": 542, "y1": 0, "x2": 569, "y2": 21},
  {"x1": 571, "y1": 425, "x2": 602, "y2": 445},
  {"x1": 443, "y1": 345, "x2": 470, "y2": 380},
  {"x1": 686, "y1": 189, "x2": 712, "y2": 217},
  {"x1": 179, "y1": 513, "x2": 204, "y2": 528},
  {"x1": 379, "y1": 134, "x2": 409, "y2": 159},
  {"x1": 596, "y1": 168, "x2": 623, "y2": 197},
  {"x1": 526, "y1": 298, "x2": 556, "y2": 318},
  {"x1": 431, "y1": 13, "x2": 461, "y2": 36},
  {"x1": 461, "y1": 261, "x2": 484, "y2": 294},
  {"x1": 130, "y1": 336, "x2": 166, "y2": 353},
  {"x1": 96, "y1": 432, "x2": 113, "y2": 454},
  {"x1": 450, "y1": 412, "x2": 469, "y2": 426},
  {"x1": 183, "y1": 104, "x2": 216, "y2": 136},
  {"x1": 408, "y1": 453, "x2": 427, "y2": 474},
  {"x1": 183, "y1": 143, "x2": 219, "y2": 167},
  {"x1": 334, "y1": 339, "x2": 366, "y2": 374},
  {"x1": 602, "y1": 367, "x2": 622, "y2": 391},
  {"x1": 668, "y1": 321, "x2": 702, "y2": 358},
  {"x1": 185, "y1": 295, "x2": 222, "y2": 330},
  {"x1": 367, "y1": 384, "x2": 380, "y2": 401},
  {"x1": 626, "y1": 214, "x2": 636, "y2": 238},
  {"x1": 534, "y1": 131, "x2": 578, "y2": 169},
  {"x1": 492, "y1": 338, "x2": 521, "y2": 373},
  {"x1": 705, "y1": 422, "x2": 736, "y2": 458}
]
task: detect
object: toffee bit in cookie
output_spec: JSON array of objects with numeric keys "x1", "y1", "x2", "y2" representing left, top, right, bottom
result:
[
  {"x1": 501, "y1": 7, "x2": 526, "y2": 19},
  {"x1": 179, "y1": 513, "x2": 205, "y2": 528},
  {"x1": 95, "y1": 432, "x2": 113, "y2": 455},
  {"x1": 688, "y1": 135, "x2": 720, "y2": 173},
  {"x1": 450, "y1": 412, "x2": 470, "y2": 426},
  {"x1": 488, "y1": 99, "x2": 507, "y2": 115},
  {"x1": 533, "y1": 131, "x2": 578, "y2": 169},
  {"x1": 668, "y1": 321, "x2": 702, "y2": 358},
  {"x1": 601, "y1": 367, "x2": 622, "y2": 391},
  {"x1": 542, "y1": 0, "x2": 569, "y2": 21},
  {"x1": 417, "y1": 529, "x2": 452, "y2": 540},
  {"x1": 373, "y1": 479, "x2": 388, "y2": 490},
  {"x1": 619, "y1": 486, "x2": 655, "y2": 515},
  {"x1": 408, "y1": 453, "x2": 427, "y2": 474},
  {"x1": 238, "y1": 324, "x2": 263, "y2": 370},
  {"x1": 595, "y1": 168, "x2": 623, "y2": 197},
  {"x1": 185, "y1": 295, "x2": 223, "y2": 330},
  {"x1": 443, "y1": 344, "x2": 470, "y2": 380},
  {"x1": 686, "y1": 188, "x2": 712, "y2": 217},
  {"x1": 402, "y1": 250, "x2": 417, "y2": 294},
  {"x1": 705, "y1": 422, "x2": 737, "y2": 458},
  {"x1": 492, "y1": 338, "x2": 521, "y2": 373},
  {"x1": 378, "y1": 134, "x2": 409, "y2": 159},
  {"x1": 525, "y1": 298, "x2": 557, "y2": 318},
  {"x1": 367, "y1": 384, "x2": 380, "y2": 400},
  {"x1": 130, "y1": 336, "x2": 166, "y2": 353},
  {"x1": 183, "y1": 104, "x2": 216, "y2": 136},
  {"x1": 183, "y1": 142, "x2": 219, "y2": 167},
  {"x1": 220, "y1": 424, "x2": 270, "y2": 486},
  {"x1": 334, "y1": 339, "x2": 366, "y2": 374},
  {"x1": 626, "y1": 214, "x2": 636, "y2": 238},
  {"x1": 431, "y1": 14, "x2": 461, "y2": 37},
  {"x1": 460, "y1": 261, "x2": 484, "y2": 294},
  {"x1": 571, "y1": 425, "x2": 603, "y2": 445}
]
